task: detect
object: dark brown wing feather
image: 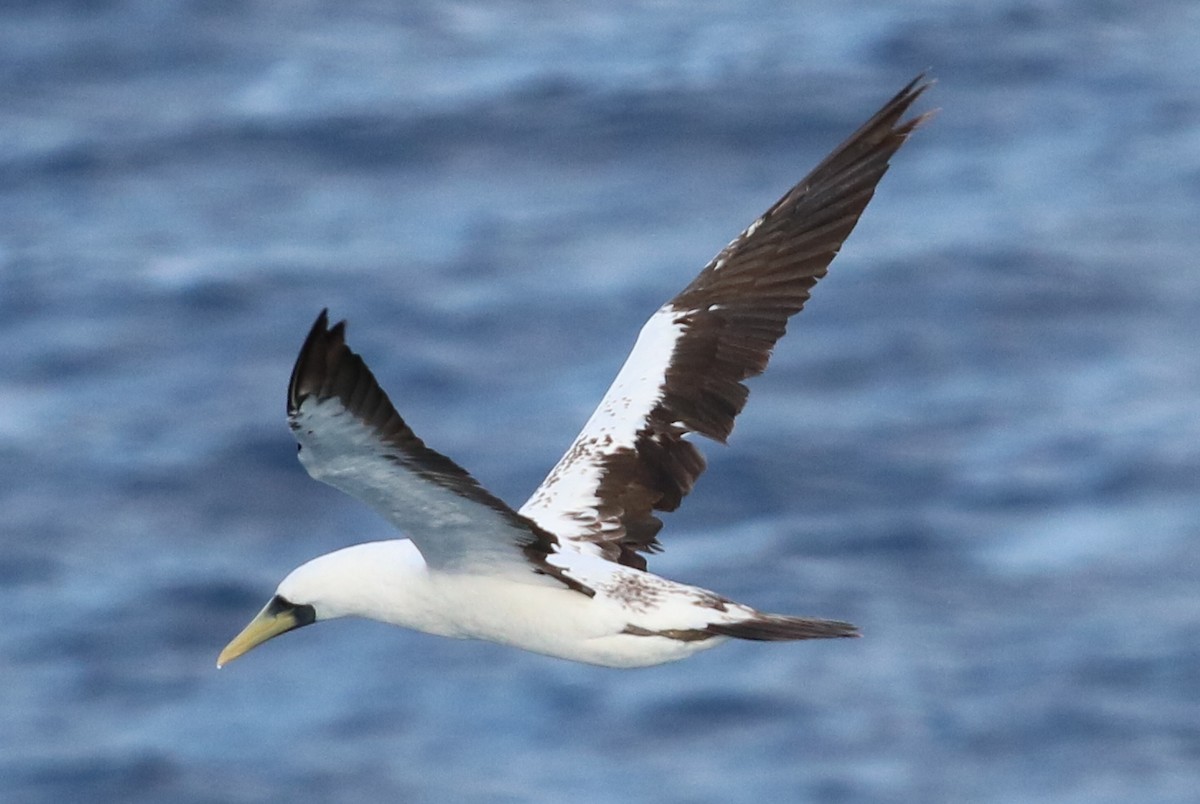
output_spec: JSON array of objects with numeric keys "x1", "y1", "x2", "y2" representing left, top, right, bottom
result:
[
  {"x1": 520, "y1": 75, "x2": 932, "y2": 569},
  {"x1": 665, "y1": 74, "x2": 933, "y2": 444}
]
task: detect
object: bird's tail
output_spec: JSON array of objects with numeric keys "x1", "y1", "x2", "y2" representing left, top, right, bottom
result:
[{"x1": 707, "y1": 612, "x2": 859, "y2": 641}]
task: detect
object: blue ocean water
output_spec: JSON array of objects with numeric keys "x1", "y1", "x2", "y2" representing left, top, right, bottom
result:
[{"x1": 3, "y1": 1, "x2": 1199, "y2": 802}]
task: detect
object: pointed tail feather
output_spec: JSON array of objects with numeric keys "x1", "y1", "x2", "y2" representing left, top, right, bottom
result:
[{"x1": 707, "y1": 613, "x2": 859, "y2": 641}]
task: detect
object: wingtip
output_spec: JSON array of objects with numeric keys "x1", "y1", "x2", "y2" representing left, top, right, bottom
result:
[
  {"x1": 309, "y1": 308, "x2": 340, "y2": 337},
  {"x1": 903, "y1": 70, "x2": 936, "y2": 96},
  {"x1": 890, "y1": 72, "x2": 936, "y2": 125},
  {"x1": 313, "y1": 308, "x2": 350, "y2": 344},
  {"x1": 905, "y1": 73, "x2": 938, "y2": 129},
  {"x1": 289, "y1": 308, "x2": 346, "y2": 415}
]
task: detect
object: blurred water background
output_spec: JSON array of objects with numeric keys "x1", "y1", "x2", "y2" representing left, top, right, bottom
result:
[{"x1": 2, "y1": 1, "x2": 1199, "y2": 802}]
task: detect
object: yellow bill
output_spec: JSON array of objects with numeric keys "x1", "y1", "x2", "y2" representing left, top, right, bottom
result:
[{"x1": 217, "y1": 595, "x2": 315, "y2": 668}]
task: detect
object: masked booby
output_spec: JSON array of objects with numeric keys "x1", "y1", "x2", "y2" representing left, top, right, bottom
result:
[{"x1": 219, "y1": 76, "x2": 931, "y2": 669}]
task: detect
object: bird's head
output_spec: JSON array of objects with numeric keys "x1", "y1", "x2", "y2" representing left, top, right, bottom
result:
[
  {"x1": 216, "y1": 553, "x2": 348, "y2": 668},
  {"x1": 216, "y1": 540, "x2": 420, "y2": 667}
]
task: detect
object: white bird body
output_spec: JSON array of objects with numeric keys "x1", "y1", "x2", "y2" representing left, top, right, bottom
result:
[
  {"x1": 218, "y1": 77, "x2": 932, "y2": 670},
  {"x1": 278, "y1": 539, "x2": 739, "y2": 667}
]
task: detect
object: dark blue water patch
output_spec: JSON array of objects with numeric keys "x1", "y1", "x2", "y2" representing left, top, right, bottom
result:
[
  {"x1": 845, "y1": 248, "x2": 1146, "y2": 340},
  {"x1": 0, "y1": 502, "x2": 81, "y2": 570},
  {"x1": 0, "y1": 549, "x2": 58, "y2": 587},
  {"x1": 972, "y1": 699, "x2": 1142, "y2": 752},
  {"x1": 521, "y1": 673, "x2": 606, "y2": 726},
  {"x1": 193, "y1": 429, "x2": 300, "y2": 486},
  {"x1": 1, "y1": 273, "x2": 284, "y2": 383},
  {"x1": 155, "y1": 579, "x2": 267, "y2": 622},
  {"x1": 287, "y1": 765, "x2": 422, "y2": 804},
  {"x1": 128, "y1": 428, "x2": 336, "y2": 538},
  {"x1": 873, "y1": 1, "x2": 1134, "y2": 85},
  {"x1": 322, "y1": 703, "x2": 419, "y2": 742},
  {"x1": 1074, "y1": 653, "x2": 1187, "y2": 691},
  {"x1": 7, "y1": 754, "x2": 183, "y2": 804},
  {"x1": 2, "y1": 68, "x2": 913, "y2": 189},
  {"x1": 953, "y1": 436, "x2": 1196, "y2": 513},
  {"x1": 17, "y1": 343, "x2": 124, "y2": 383},
  {"x1": 0, "y1": 0, "x2": 123, "y2": 12},
  {"x1": 1, "y1": 4, "x2": 238, "y2": 84},
  {"x1": 0, "y1": 267, "x2": 55, "y2": 323},
  {"x1": 21, "y1": 579, "x2": 261, "y2": 671},
  {"x1": 161, "y1": 276, "x2": 269, "y2": 318},
  {"x1": 634, "y1": 690, "x2": 805, "y2": 740},
  {"x1": 808, "y1": 778, "x2": 866, "y2": 804},
  {"x1": 217, "y1": 113, "x2": 470, "y2": 173}
]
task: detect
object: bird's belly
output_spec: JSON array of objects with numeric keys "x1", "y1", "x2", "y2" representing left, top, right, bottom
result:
[{"x1": 424, "y1": 574, "x2": 720, "y2": 668}]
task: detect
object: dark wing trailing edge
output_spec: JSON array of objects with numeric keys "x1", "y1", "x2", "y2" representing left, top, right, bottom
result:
[
  {"x1": 287, "y1": 311, "x2": 591, "y2": 594},
  {"x1": 519, "y1": 75, "x2": 932, "y2": 570}
]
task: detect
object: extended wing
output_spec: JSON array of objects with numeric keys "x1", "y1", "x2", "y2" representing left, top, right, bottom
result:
[
  {"x1": 287, "y1": 311, "x2": 589, "y2": 593},
  {"x1": 518, "y1": 75, "x2": 932, "y2": 570}
]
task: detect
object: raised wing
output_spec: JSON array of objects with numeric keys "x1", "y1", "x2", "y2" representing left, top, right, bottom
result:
[
  {"x1": 288, "y1": 311, "x2": 589, "y2": 592},
  {"x1": 519, "y1": 75, "x2": 932, "y2": 570}
]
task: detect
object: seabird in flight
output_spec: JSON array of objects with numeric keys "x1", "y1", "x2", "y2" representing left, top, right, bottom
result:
[{"x1": 219, "y1": 76, "x2": 931, "y2": 669}]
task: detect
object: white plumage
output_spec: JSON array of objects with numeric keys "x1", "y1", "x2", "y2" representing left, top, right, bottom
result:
[{"x1": 218, "y1": 76, "x2": 931, "y2": 670}]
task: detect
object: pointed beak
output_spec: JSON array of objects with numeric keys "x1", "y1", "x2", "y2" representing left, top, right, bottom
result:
[{"x1": 217, "y1": 595, "x2": 316, "y2": 668}]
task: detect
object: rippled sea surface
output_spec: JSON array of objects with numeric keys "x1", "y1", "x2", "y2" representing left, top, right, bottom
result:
[{"x1": 3, "y1": 2, "x2": 1199, "y2": 802}]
